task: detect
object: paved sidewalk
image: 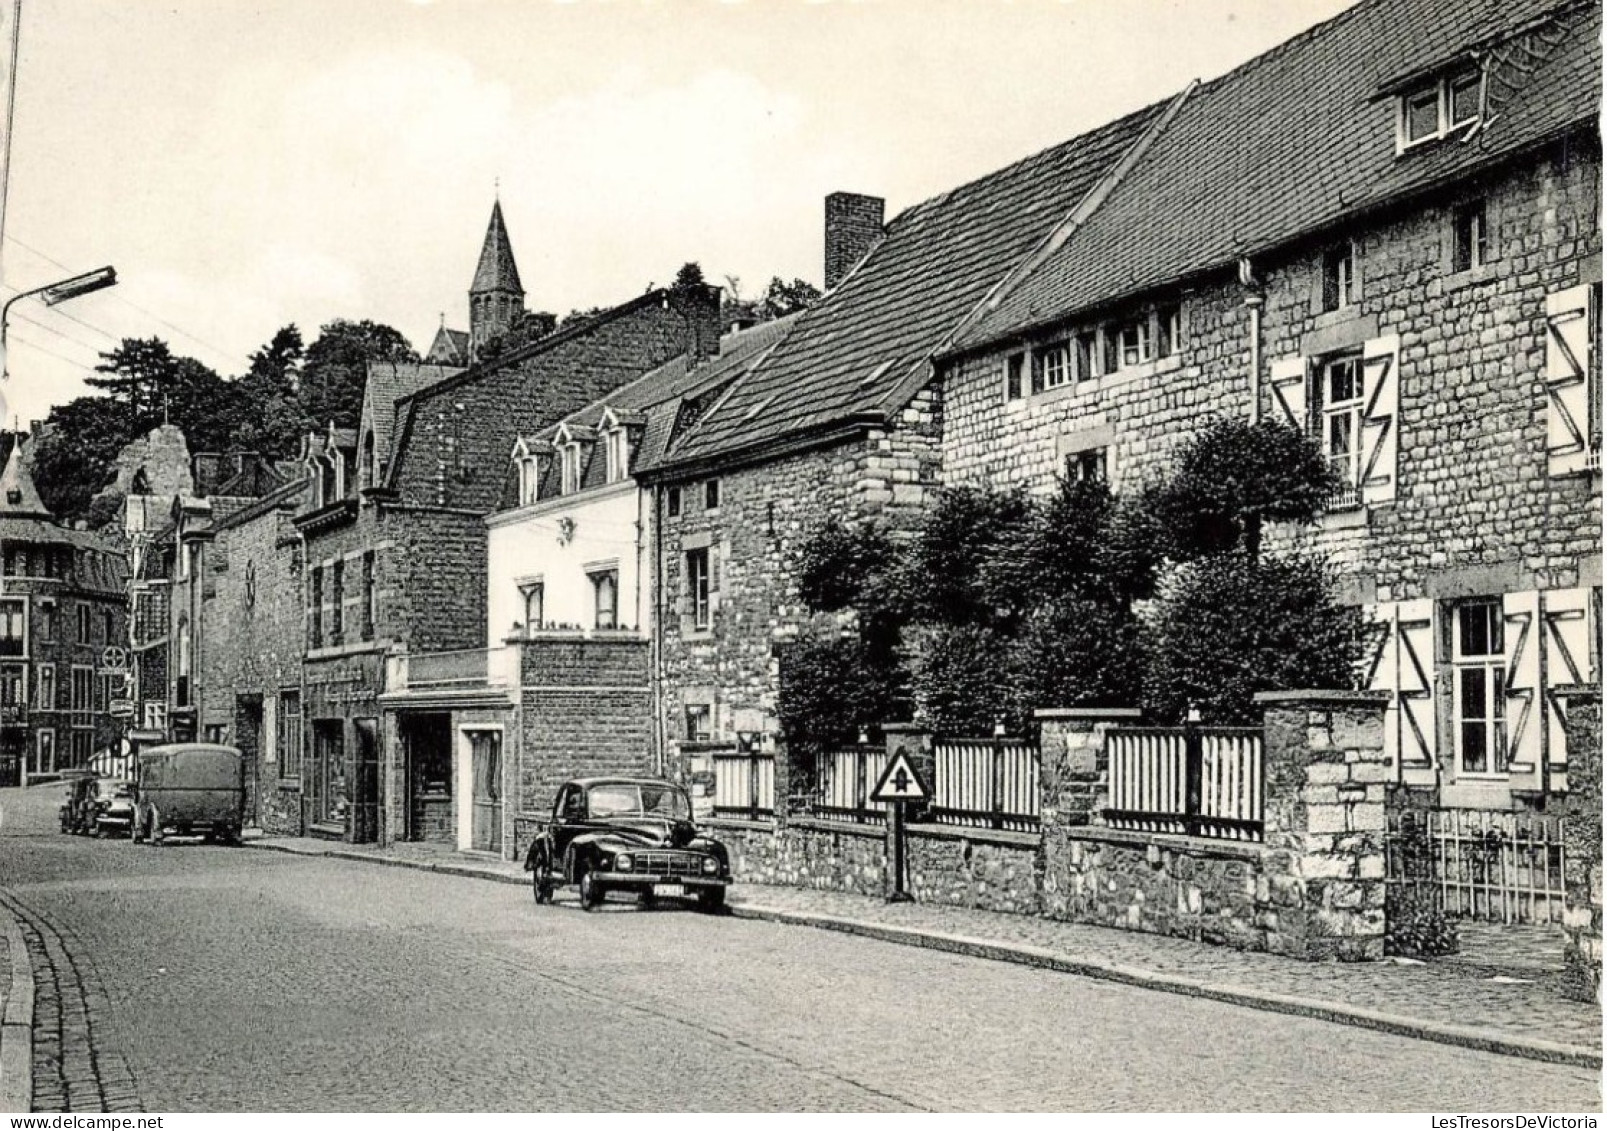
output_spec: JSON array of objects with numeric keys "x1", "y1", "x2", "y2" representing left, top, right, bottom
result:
[{"x1": 244, "y1": 834, "x2": 1601, "y2": 1068}]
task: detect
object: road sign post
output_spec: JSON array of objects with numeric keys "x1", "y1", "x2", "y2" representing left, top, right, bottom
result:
[{"x1": 870, "y1": 748, "x2": 930, "y2": 904}]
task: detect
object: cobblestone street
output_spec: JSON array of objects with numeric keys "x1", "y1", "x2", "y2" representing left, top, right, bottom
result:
[{"x1": 1, "y1": 786, "x2": 1600, "y2": 1112}]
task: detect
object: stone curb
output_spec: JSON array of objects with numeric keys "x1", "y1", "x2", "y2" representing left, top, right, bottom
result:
[
  {"x1": 241, "y1": 840, "x2": 1601, "y2": 1070},
  {"x1": 0, "y1": 903, "x2": 34, "y2": 1114}
]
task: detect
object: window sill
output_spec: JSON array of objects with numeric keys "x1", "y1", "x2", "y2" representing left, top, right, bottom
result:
[
  {"x1": 1444, "y1": 262, "x2": 1498, "y2": 293},
  {"x1": 1318, "y1": 505, "x2": 1369, "y2": 532}
]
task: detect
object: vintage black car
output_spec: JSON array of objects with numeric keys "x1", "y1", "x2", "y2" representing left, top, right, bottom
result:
[
  {"x1": 59, "y1": 773, "x2": 97, "y2": 835},
  {"x1": 524, "y1": 777, "x2": 731, "y2": 911}
]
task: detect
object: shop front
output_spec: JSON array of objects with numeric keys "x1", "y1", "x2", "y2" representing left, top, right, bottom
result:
[{"x1": 303, "y1": 654, "x2": 384, "y2": 843}]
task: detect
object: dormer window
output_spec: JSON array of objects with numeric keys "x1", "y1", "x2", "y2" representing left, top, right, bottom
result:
[
  {"x1": 1322, "y1": 243, "x2": 1356, "y2": 312},
  {"x1": 518, "y1": 457, "x2": 540, "y2": 506},
  {"x1": 561, "y1": 444, "x2": 581, "y2": 495},
  {"x1": 605, "y1": 428, "x2": 629, "y2": 484},
  {"x1": 1398, "y1": 66, "x2": 1482, "y2": 150}
]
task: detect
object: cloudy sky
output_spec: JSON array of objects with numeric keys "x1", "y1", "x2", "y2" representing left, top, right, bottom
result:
[{"x1": 0, "y1": 0, "x2": 1353, "y2": 427}]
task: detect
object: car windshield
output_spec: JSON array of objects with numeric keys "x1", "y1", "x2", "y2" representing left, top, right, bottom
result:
[
  {"x1": 587, "y1": 783, "x2": 690, "y2": 820},
  {"x1": 98, "y1": 780, "x2": 132, "y2": 799}
]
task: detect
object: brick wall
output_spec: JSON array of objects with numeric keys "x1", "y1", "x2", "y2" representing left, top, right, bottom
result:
[
  {"x1": 512, "y1": 637, "x2": 653, "y2": 849},
  {"x1": 656, "y1": 381, "x2": 943, "y2": 761}
]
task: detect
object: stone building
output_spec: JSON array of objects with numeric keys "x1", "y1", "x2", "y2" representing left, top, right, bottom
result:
[
  {"x1": 282, "y1": 202, "x2": 722, "y2": 846},
  {"x1": 935, "y1": 0, "x2": 1601, "y2": 811},
  {"x1": 0, "y1": 437, "x2": 127, "y2": 785},
  {"x1": 636, "y1": 123, "x2": 1171, "y2": 785}
]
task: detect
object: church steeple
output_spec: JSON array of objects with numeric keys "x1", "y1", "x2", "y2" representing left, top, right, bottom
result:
[
  {"x1": 469, "y1": 198, "x2": 525, "y2": 359},
  {"x1": 0, "y1": 435, "x2": 52, "y2": 519}
]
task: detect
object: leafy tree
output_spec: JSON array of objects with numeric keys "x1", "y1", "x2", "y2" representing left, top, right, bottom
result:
[
  {"x1": 559, "y1": 306, "x2": 609, "y2": 332},
  {"x1": 777, "y1": 634, "x2": 903, "y2": 779},
  {"x1": 232, "y1": 325, "x2": 306, "y2": 458},
  {"x1": 297, "y1": 319, "x2": 417, "y2": 430},
  {"x1": 913, "y1": 623, "x2": 1018, "y2": 735},
  {"x1": 477, "y1": 310, "x2": 558, "y2": 365},
  {"x1": 1143, "y1": 552, "x2": 1375, "y2": 725},
  {"x1": 899, "y1": 486, "x2": 1037, "y2": 628},
  {"x1": 1148, "y1": 416, "x2": 1337, "y2": 559},
  {"x1": 757, "y1": 276, "x2": 822, "y2": 319},
  {"x1": 672, "y1": 262, "x2": 706, "y2": 290},
  {"x1": 86, "y1": 337, "x2": 191, "y2": 420},
  {"x1": 31, "y1": 397, "x2": 140, "y2": 519}
]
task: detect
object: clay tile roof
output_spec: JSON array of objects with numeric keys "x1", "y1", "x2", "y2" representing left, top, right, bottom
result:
[
  {"x1": 657, "y1": 99, "x2": 1167, "y2": 468},
  {"x1": 472, "y1": 200, "x2": 524, "y2": 296},
  {"x1": 955, "y1": 0, "x2": 1597, "y2": 352}
]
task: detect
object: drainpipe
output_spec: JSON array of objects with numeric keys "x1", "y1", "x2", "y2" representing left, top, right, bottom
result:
[
  {"x1": 1239, "y1": 257, "x2": 1264, "y2": 424},
  {"x1": 650, "y1": 482, "x2": 666, "y2": 778}
]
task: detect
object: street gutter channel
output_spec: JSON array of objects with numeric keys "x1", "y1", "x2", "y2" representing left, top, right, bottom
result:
[
  {"x1": 241, "y1": 838, "x2": 1602, "y2": 1072},
  {"x1": 0, "y1": 902, "x2": 34, "y2": 1113}
]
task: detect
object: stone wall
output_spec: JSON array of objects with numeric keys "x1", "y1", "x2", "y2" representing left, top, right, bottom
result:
[
  {"x1": 655, "y1": 380, "x2": 943, "y2": 765},
  {"x1": 1557, "y1": 685, "x2": 1602, "y2": 1003},
  {"x1": 200, "y1": 486, "x2": 308, "y2": 835}
]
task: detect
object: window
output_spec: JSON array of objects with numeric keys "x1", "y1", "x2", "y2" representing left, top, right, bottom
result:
[
  {"x1": 1156, "y1": 304, "x2": 1180, "y2": 358},
  {"x1": 37, "y1": 602, "x2": 54, "y2": 642},
  {"x1": 1067, "y1": 449, "x2": 1108, "y2": 484},
  {"x1": 1452, "y1": 201, "x2": 1487, "y2": 273},
  {"x1": 36, "y1": 663, "x2": 54, "y2": 711},
  {"x1": 520, "y1": 581, "x2": 545, "y2": 635},
  {"x1": 1318, "y1": 353, "x2": 1366, "y2": 507},
  {"x1": 102, "y1": 609, "x2": 115, "y2": 645},
  {"x1": 666, "y1": 486, "x2": 682, "y2": 518},
  {"x1": 606, "y1": 429, "x2": 629, "y2": 483},
  {"x1": 1032, "y1": 343, "x2": 1070, "y2": 392},
  {"x1": 71, "y1": 666, "x2": 93, "y2": 717},
  {"x1": 278, "y1": 690, "x2": 301, "y2": 778},
  {"x1": 1118, "y1": 319, "x2": 1151, "y2": 369},
  {"x1": 0, "y1": 664, "x2": 24, "y2": 708},
  {"x1": 1004, "y1": 353, "x2": 1025, "y2": 400},
  {"x1": 517, "y1": 457, "x2": 540, "y2": 506},
  {"x1": 591, "y1": 569, "x2": 618, "y2": 631},
  {"x1": 561, "y1": 445, "x2": 581, "y2": 495},
  {"x1": 704, "y1": 480, "x2": 720, "y2": 510},
  {"x1": 361, "y1": 552, "x2": 376, "y2": 641},
  {"x1": 96, "y1": 672, "x2": 118, "y2": 714},
  {"x1": 686, "y1": 547, "x2": 712, "y2": 632},
  {"x1": 0, "y1": 599, "x2": 24, "y2": 657},
  {"x1": 77, "y1": 604, "x2": 91, "y2": 644},
  {"x1": 1452, "y1": 600, "x2": 1506, "y2": 776},
  {"x1": 330, "y1": 559, "x2": 345, "y2": 643},
  {"x1": 1074, "y1": 331, "x2": 1099, "y2": 381},
  {"x1": 1322, "y1": 244, "x2": 1355, "y2": 312},
  {"x1": 1400, "y1": 67, "x2": 1482, "y2": 148},
  {"x1": 204, "y1": 723, "x2": 227, "y2": 743},
  {"x1": 309, "y1": 566, "x2": 323, "y2": 648},
  {"x1": 1100, "y1": 327, "x2": 1120, "y2": 374},
  {"x1": 35, "y1": 730, "x2": 55, "y2": 776},
  {"x1": 684, "y1": 703, "x2": 712, "y2": 741},
  {"x1": 70, "y1": 729, "x2": 93, "y2": 765}
]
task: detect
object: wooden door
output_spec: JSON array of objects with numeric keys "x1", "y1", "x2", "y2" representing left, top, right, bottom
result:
[{"x1": 469, "y1": 731, "x2": 502, "y2": 854}]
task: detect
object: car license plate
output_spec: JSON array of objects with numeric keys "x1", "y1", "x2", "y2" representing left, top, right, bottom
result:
[{"x1": 653, "y1": 883, "x2": 685, "y2": 898}]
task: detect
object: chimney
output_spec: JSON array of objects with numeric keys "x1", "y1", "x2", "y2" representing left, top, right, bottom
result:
[
  {"x1": 670, "y1": 282, "x2": 723, "y2": 364},
  {"x1": 824, "y1": 192, "x2": 885, "y2": 290}
]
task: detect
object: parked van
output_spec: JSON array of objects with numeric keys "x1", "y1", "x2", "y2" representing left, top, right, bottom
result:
[{"x1": 132, "y1": 743, "x2": 245, "y2": 846}]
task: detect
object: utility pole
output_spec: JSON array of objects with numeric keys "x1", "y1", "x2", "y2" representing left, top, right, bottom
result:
[{"x1": 0, "y1": 0, "x2": 20, "y2": 289}]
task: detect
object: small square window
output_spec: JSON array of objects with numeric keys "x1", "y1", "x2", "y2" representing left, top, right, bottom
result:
[
  {"x1": 1067, "y1": 449, "x2": 1107, "y2": 484},
  {"x1": 1004, "y1": 353, "x2": 1024, "y2": 400},
  {"x1": 1448, "y1": 69, "x2": 1481, "y2": 128},
  {"x1": 1119, "y1": 320, "x2": 1151, "y2": 368},
  {"x1": 1404, "y1": 87, "x2": 1440, "y2": 144},
  {"x1": 1322, "y1": 244, "x2": 1355, "y2": 312},
  {"x1": 704, "y1": 480, "x2": 720, "y2": 510},
  {"x1": 666, "y1": 486, "x2": 682, "y2": 518},
  {"x1": 1032, "y1": 343, "x2": 1070, "y2": 392},
  {"x1": 1452, "y1": 201, "x2": 1487, "y2": 273}
]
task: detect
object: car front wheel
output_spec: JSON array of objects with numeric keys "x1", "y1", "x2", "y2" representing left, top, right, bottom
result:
[
  {"x1": 697, "y1": 886, "x2": 726, "y2": 913},
  {"x1": 577, "y1": 864, "x2": 604, "y2": 911},
  {"x1": 532, "y1": 853, "x2": 554, "y2": 905}
]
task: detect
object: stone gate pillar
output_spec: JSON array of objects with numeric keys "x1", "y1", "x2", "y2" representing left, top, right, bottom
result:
[
  {"x1": 1256, "y1": 690, "x2": 1391, "y2": 961},
  {"x1": 1556, "y1": 684, "x2": 1602, "y2": 1003},
  {"x1": 1036, "y1": 707, "x2": 1141, "y2": 921}
]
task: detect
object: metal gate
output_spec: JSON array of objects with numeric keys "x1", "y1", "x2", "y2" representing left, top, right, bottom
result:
[{"x1": 1386, "y1": 807, "x2": 1568, "y2": 924}]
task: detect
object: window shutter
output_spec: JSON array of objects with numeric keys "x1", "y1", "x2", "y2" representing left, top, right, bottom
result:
[
  {"x1": 1541, "y1": 587, "x2": 1594, "y2": 793},
  {"x1": 1544, "y1": 285, "x2": 1593, "y2": 476},
  {"x1": 1368, "y1": 599, "x2": 1437, "y2": 771},
  {"x1": 1268, "y1": 356, "x2": 1308, "y2": 432},
  {"x1": 1360, "y1": 333, "x2": 1401, "y2": 505},
  {"x1": 1501, "y1": 590, "x2": 1542, "y2": 779},
  {"x1": 709, "y1": 545, "x2": 722, "y2": 617},
  {"x1": 1029, "y1": 354, "x2": 1044, "y2": 396}
]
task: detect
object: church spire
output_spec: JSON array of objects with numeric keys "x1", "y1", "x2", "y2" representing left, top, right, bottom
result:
[
  {"x1": 0, "y1": 435, "x2": 52, "y2": 519},
  {"x1": 469, "y1": 198, "x2": 525, "y2": 358}
]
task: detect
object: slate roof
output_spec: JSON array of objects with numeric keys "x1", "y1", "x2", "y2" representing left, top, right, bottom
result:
[
  {"x1": 0, "y1": 436, "x2": 50, "y2": 518},
  {"x1": 956, "y1": 0, "x2": 1599, "y2": 350},
  {"x1": 365, "y1": 362, "x2": 461, "y2": 478},
  {"x1": 508, "y1": 315, "x2": 799, "y2": 507},
  {"x1": 472, "y1": 200, "x2": 524, "y2": 296},
  {"x1": 658, "y1": 102, "x2": 1168, "y2": 468},
  {"x1": 425, "y1": 325, "x2": 471, "y2": 366}
]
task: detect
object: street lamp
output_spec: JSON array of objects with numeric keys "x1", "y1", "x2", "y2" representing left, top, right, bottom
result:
[{"x1": 0, "y1": 264, "x2": 118, "y2": 384}]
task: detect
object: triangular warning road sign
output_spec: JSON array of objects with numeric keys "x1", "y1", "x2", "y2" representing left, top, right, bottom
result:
[{"x1": 870, "y1": 749, "x2": 929, "y2": 803}]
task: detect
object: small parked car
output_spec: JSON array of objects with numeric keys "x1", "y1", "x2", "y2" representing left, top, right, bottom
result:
[
  {"x1": 131, "y1": 743, "x2": 245, "y2": 846},
  {"x1": 524, "y1": 776, "x2": 731, "y2": 912},
  {"x1": 89, "y1": 778, "x2": 136, "y2": 837}
]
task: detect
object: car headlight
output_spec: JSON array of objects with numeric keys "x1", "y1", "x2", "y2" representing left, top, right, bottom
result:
[
  {"x1": 701, "y1": 857, "x2": 718, "y2": 875},
  {"x1": 616, "y1": 854, "x2": 633, "y2": 872}
]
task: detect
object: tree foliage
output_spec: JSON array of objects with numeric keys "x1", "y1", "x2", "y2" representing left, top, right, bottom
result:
[
  {"x1": 777, "y1": 635, "x2": 903, "y2": 775},
  {"x1": 757, "y1": 276, "x2": 822, "y2": 319},
  {"x1": 297, "y1": 319, "x2": 417, "y2": 431},
  {"x1": 476, "y1": 310, "x2": 558, "y2": 365}
]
